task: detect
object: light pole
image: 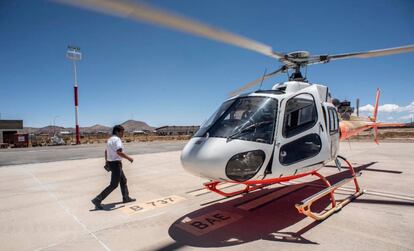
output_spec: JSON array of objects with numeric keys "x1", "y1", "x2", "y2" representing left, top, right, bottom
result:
[
  {"x1": 53, "y1": 115, "x2": 60, "y2": 136},
  {"x1": 66, "y1": 46, "x2": 82, "y2": 144}
]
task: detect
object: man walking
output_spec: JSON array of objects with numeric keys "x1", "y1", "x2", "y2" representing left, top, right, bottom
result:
[{"x1": 92, "y1": 125, "x2": 136, "y2": 210}]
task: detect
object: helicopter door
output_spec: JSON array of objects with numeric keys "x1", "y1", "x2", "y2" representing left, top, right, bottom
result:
[
  {"x1": 327, "y1": 105, "x2": 340, "y2": 160},
  {"x1": 272, "y1": 91, "x2": 330, "y2": 176}
]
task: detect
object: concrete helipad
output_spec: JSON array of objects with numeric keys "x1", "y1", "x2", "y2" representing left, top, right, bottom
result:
[{"x1": 0, "y1": 142, "x2": 413, "y2": 250}]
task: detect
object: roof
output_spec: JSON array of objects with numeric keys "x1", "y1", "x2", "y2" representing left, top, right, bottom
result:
[
  {"x1": 0, "y1": 120, "x2": 23, "y2": 130},
  {"x1": 155, "y1": 125, "x2": 200, "y2": 131}
]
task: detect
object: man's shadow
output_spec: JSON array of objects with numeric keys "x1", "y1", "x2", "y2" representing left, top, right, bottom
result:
[{"x1": 89, "y1": 201, "x2": 126, "y2": 211}]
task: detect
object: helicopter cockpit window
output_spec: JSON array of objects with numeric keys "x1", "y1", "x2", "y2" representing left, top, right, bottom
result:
[
  {"x1": 194, "y1": 99, "x2": 235, "y2": 138},
  {"x1": 279, "y1": 134, "x2": 322, "y2": 165},
  {"x1": 201, "y1": 97, "x2": 278, "y2": 144},
  {"x1": 283, "y1": 93, "x2": 317, "y2": 138}
]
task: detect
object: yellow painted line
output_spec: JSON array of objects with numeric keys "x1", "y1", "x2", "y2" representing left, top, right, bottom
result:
[
  {"x1": 176, "y1": 210, "x2": 242, "y2": 236},
  {"x1": 122, "y1": 195, "x2": 185, "y2": 215}
]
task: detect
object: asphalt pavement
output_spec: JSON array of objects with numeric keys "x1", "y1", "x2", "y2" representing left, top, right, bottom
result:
[
  {"x1": 0, "y1": 142, "x2": 413, "y2": 250},
  {"x1": 0, "y1": 141, "x2": 187, "y2": 166}
]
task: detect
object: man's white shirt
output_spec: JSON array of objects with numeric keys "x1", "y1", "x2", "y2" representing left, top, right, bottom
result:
[{"x1": 107, "y1": 135, "x2": 123, "y2": 161}]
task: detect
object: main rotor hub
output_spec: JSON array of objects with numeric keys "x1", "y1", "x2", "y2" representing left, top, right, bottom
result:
[
  {"x1": 286, "y1": 51, "x2": 310, "y2": 59},
  {"x1": 282, "y1": 51, "x2": 311, "y2": 70}
]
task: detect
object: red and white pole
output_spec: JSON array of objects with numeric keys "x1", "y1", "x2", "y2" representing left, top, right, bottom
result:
[
  {"x1": 67, "y1": 46, "x2": 82, "y2": 145},
  {"x1": 73, "y1": 60, "x2": 81, "y2": 144},
  {"x1": 74, "y1": 88, "x2": 80, "y2": 144}
]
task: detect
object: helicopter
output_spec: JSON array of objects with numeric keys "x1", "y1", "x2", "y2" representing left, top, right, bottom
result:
[{"x1": 56, "y1": 0, "x2": 414, "y2": 220}]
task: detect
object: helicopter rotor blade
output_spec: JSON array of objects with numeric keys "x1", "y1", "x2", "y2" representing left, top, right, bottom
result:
[
  {"x1": 328, "y1": 44, "x2": 414, "y2": 61},
  {"x1": 54, "y1": 0, "x2": 285, "y2": 60},
  {"x1": 228, "y1": 66, "x2": 287, "y2": 97}
]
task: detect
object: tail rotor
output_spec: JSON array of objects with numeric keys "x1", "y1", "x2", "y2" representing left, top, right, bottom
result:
[{"x1": 372, "y1": 88, "x2": 380, "y2": 144}]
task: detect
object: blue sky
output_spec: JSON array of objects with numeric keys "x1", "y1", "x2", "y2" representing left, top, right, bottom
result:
[{"x1": 0, "y1": 0, "x2": 413, "y2": 127}]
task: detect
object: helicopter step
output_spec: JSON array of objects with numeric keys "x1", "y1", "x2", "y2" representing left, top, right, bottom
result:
[{"x1": 295, "y1": 156, "x2": 363, "y2": 221}]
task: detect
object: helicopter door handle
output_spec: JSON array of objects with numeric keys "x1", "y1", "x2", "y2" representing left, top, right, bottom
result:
[
  {"x1": 305, "y1": 141, "x2": 321, "y2": 148},
  {"x1": 319, "y1": 123, "x2": 324, "y2": 133}
]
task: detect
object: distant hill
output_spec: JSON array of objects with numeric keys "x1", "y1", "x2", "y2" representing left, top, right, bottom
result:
[
  {"x1": 22, "y1": 127, "x2": 40, "y2": 134},
  {"x1": 36, "y1": 125, "x2": 66, "y2": 135},
  {"x1": 120, "y1": 120, "x2": 154, "y2": 132},
  {"x1": 81, "y1": 124, "x2": 111, "y2": 133},
  {"x1": 23, "y1": 120, "x2": 155, "y2": 134},
  {"x1": 404, "y1": 122, "x2": 414, "y2": 128}
]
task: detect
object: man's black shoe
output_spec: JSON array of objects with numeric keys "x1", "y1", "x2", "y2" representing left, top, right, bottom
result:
[
  {"x1": 123, "y1": 197, "x2": 136, "y2": 203},
  {"x1": 91, "y1": 198, "x2": 103, "y2": 210}
]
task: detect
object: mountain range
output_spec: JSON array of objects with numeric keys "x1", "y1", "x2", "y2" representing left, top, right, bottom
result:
[{"x1": 23, "y1": 120, "x2": 155, "y2": 135}]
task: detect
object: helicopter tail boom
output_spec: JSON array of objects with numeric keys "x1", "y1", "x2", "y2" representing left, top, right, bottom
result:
[{"x1": 340, "y1": 88, "x2": 404, "y2": 142}]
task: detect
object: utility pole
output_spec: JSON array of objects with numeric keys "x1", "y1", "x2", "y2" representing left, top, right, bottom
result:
[
  {"x1": 53, "y1": 116, "x2": 59, "y2": 136},
  {"x1": 66, "y1": 46, "x2": 82, "y2": 144},
  {"x1": 356, "y1": 98, "x2": 360, "y2": 117}
]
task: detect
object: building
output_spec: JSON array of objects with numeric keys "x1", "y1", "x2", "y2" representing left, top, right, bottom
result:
[
  {"x1": 155, "y1": 126, "x2": 200, "y2": 136},
  {"x1": 0, "y1": 120, "x2": 24, "y2": 145},
  {"x1": 132, "y1": 130, "x2": 146, "y2": 135}
]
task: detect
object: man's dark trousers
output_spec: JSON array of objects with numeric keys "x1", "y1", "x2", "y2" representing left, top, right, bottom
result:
[{"x1": 96, "y1": 161, "x2": 129, "y2": 201}]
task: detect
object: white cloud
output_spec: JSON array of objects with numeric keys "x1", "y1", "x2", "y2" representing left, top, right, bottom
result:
[
  {"x1": 359, "y1": 104, "x2": 374, "y2": 112},
  {"x1": 399, "y1": 102, "x2": 414, "y2": 113},
  {"x1": 399, "y1": 114, "x2": 414, "y2": 121},
  {"x1": 358, "y1": 101, "x2": 414, "y2": 122},
  {"x1": 379, "y1": 104, "x2": 400, "y2": 113},
  {"x1": 359, "y1": 101, "x2": 414, "y2": 113}
]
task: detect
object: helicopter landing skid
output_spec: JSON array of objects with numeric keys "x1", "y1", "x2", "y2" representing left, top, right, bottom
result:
[
  {"x1": 295, "y1": 156, "x2": 364, "y2": 221},
  {"x1": 204, "y1": 181, "x2": 267, "y2": 197}
]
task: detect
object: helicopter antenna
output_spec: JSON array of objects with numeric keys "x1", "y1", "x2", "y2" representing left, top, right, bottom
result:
[{"x1": 258, "y1": 68, "x2": 267, "y2": 91}]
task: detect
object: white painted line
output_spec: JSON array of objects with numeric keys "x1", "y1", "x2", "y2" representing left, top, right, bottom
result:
[
  {"x1": 122, "y1": 195, "x2": 185, "y2": 215},
  {"x1": 176, "y1": 210, "x2": 242, "y2": 236},
  {"x1": 342, "y1": 187, "x2": 414, "y2": 202},
  {"x1": 25, "y1": 170, "x2": 111, "y2": 251},
  {"x1": 237, "y1": 184, "x2": 306, "y2": 211}
]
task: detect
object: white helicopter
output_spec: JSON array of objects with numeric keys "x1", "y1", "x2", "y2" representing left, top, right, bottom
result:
[{"x1": 57, "y1": 0, "x2": 414, "y2": 220}]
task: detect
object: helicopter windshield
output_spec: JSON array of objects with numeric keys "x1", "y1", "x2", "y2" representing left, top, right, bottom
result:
[
  {"x1": 194, "y1": 97, "x2": 278, "y2": 144},
  {"x1": 195, "y1": 99, "x2": 236, "y2": 138}
]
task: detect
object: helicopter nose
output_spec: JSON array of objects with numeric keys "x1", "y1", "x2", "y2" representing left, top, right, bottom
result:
[
  {"x1": 180, "y1": 137, "x2": 268, "y2": 182},
  {"x1": 180, "y1": 138, "x2": 226, "y2": 180}
]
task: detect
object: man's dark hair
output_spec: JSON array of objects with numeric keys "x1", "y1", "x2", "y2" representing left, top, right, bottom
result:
[{"x1": 112, "y1": 125, "x2": 125, "y2": 135}]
